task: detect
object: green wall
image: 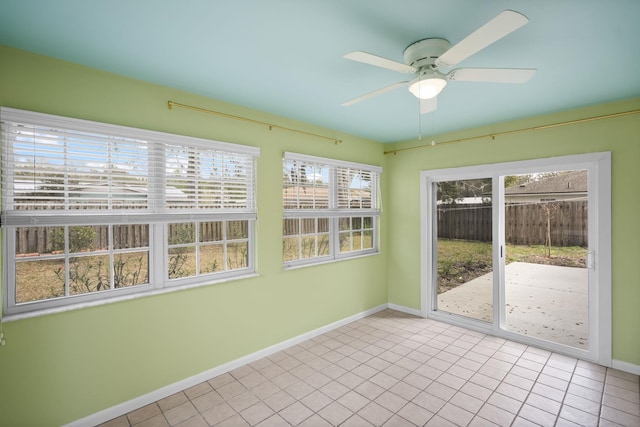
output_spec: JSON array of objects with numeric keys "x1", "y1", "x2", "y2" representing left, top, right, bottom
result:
[
  {"x1": 384, "y1": 97, "x2": 640, "y2": 367},
  {"x1": 0, "y1": 45, "x2": 387, "y2": 426},
  {"x1": 1, "y1": 44, "x2": 639, "y2": 426}
]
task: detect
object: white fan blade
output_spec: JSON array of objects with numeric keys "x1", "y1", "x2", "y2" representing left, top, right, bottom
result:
[
  {"x1": 420, "y1": 97, "x2": 437, "y2": 114},
  {"x1": 344, "y1": 51, "x2": 416, "y2": 74},
  {"x1": 448, "y1": 68, "x2": 536, "y2": 83},
  {"x1": 435, "y1": 10, "x2": 529, "y2": 68},
  {"x1": 342, "y1": 82, "x2": 409, "y2": 106}
]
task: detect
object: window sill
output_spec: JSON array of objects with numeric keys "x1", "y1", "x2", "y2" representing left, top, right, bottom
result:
[
  {"x1": 1, "y1": 272, "x2": 259, "y2": 323},
  {"x1": 283, "y1": 251, "x2": 381, "y2": 271}
]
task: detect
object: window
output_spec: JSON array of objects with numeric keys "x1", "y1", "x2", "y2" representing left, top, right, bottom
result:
[
  {"x1": 282, "y1": 152, "x2": 381, "y2": 268},
  {"x1": 1, "y1": 107, "x2": 259, "y2": 316}
]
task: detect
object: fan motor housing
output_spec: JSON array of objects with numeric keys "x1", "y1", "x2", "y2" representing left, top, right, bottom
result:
[{"x1": 403, "y1": 38, "x2": 451, "y2": 69}]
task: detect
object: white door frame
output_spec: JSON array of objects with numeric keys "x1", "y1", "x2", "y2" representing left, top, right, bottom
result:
[{"x1": 420, "y1": 152, "x2": 611, "y2": 366}]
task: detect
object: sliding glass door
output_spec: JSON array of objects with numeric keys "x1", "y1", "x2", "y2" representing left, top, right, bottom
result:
[{"x1": 422, "y1": 153, "x2": 611, "y2": 364}]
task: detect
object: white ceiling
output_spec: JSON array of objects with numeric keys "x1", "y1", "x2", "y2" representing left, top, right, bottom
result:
[{"x1": 1, "y1": 1, "x2": 639, "y2": 143}]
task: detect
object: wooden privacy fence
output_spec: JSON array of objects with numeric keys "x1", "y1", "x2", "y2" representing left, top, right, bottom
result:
[
  {"x1": 438, "y1": 200, "x2": 588, "y2": 247},
  {"x1": 16, "y1": 224, "x2": 150, "y2": 255},
  {"x1": 15, "y1": 221, "x2": 249, "y2": 256}
]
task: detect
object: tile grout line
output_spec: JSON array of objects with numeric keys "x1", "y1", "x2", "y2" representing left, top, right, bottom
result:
[{"x1": 108, "y1": 310, "x2": 638, "y2": 427}]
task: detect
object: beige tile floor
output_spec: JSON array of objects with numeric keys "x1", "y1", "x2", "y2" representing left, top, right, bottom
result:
[{"x1": 100, "y1": 309, "x2": 640, "y2": 427}]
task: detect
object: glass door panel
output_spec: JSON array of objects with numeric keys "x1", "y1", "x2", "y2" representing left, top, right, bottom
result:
[
  {"x1": 435, "y1": 178, "x2": 493, "y2": 322},
  {"x1": 502, "y1": 170, "x2": 589, "y2": 349}
]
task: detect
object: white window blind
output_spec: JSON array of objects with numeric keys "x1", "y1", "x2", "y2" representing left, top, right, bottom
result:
[
  {"x1": 283, "y1": 159, "x2": 330, "y2": 211},
  {"x1": 1, "y1": 107, "x2": 259, "y2": 226},
  {"x1": 336, "y1": 167, "x2": 376, "y2": 210},
  {"x1": 165, "y1": 144, "x2": 255, "y2": 212},
  {"x1": 283, "y1": 152, "x2": 381, "y2": 218},
  {"x1": 3, "y1": 123, "x2": 151, "y2": 212}
]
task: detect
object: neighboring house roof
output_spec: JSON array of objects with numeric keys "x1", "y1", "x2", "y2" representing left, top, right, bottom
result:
[
  {"x1": 437, "y1": 197, "x2": 489, "y2": 205},
  {"x1": 13, "y1": 181, "x2": 188, "y2": 202},
  {"x1": 504, "y1": 170, "x2": 587, "y2": 196}
]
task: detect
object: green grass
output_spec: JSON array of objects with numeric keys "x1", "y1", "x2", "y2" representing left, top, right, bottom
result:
[{"x1": 505, "y1": 244, "x2": 587, "y2": 267}]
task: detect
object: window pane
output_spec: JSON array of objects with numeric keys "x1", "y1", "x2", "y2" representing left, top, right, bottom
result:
[
  {"x1": 283, "y1": 190, "x2": 295, "y2": 209},
  {"x1": 165, "y1": 147, "x2": 254, "y2": 211},
  {"x1": 68, "y1": 255, "x2": 110, "y2": 295},
  {"x1": 337, "y1": 168, "x2": 374, "y2": 209},
  {"x1": 301, "y1": 218, "x2": 316, "y2": 234},
  {"x1": 168, "y1": 223, "x2": 195, "y2": 245},
  {"x1": 301, "y1": 236, "x2": 318, "y2": 259},
  {"x1": 339, "y1": 232, "x2": 351, "y2": 253},
  {"x1": 363, "y1": 230, "x2": 373, "y2": 249},
  {"x1": 318, "y1": 234, "x2": 330, "y2": 256},
  {"x1": 283, "y1": 219, "x2": 299, "y2": 236},
  {"x1": 168, "y1": 246, "x2": 196, "y2": 279},
  {"x1": 200, "y1": 244, "x2": 224, "y2": 274},
  {"x1": 312, "y1": 185, "x2": 329, "y2": 209},
  {"x1": 283, "y1": 160, "x2": 330, "y2": 209},
  {"x1": 337, "y1": 217, "x2": 373, "y2": 255},
  {"x1": 227, "y1": 242, "x2": 248, "y2": 270},
  {"x1": 114, "y1": 224, "x2": 149, "y2": 249},
  {"x1": 15, "y1": 258, "x2": 65, "y2": 303},
  {"x1": 114, "y1": 252, "x2": 149, "y2": 288},
  {"x1": 227, "y1": 220, "x2": 248, "y2": 240},
  {"x1": 200, "y1": 221, "x2": 223, "y2": 243},
  {"x1": 363, "y1": 216, "x2": 373, "y2": 229},
  {"x1": 283, "y1": 236, "x2": 300, "y2": 262},
  {"x1": 353, "y1": 231, "x2": 363, "y2": 251},
  {"x1": 282, "y1": 218, "x2": 331, "y2": 262},
  {"x1": 69, "y1": 225, "x2": 106, "y2": 253},
  {"x1": 14, "y1": 225, "x2": 150, "y2": 303},
  {"x1": 15, "y1": 226, "x2": 64, "y2": 256},
  {"x1": 6, "y1": 122, "x2": 149, "y2": 211},
  {"x1": 297, "y1": 187, "x2": 315, "y2": 209}
]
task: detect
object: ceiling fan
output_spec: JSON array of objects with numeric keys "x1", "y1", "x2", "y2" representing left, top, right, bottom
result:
[{"x1": 341, "y1": 10, "x2": 536, "y2": 114}]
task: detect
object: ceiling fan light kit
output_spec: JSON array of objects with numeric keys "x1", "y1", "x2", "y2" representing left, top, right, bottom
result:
[
  {"x1": 408, "y1": 73, "x2": 447, "y2": 99},
  {"x1": 342, "y1": 10, "x2": 536, "y2": 114},
  {"x1": 405, "y1": 39, "x2": 450, "y2": 99}
]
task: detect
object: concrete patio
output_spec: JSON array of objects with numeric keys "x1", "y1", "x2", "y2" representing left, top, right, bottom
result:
[{"x1": 438, "y1": 262, "x2": 589, "y2": 349}]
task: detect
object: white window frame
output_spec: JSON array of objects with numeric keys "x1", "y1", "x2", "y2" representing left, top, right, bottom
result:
[
  {"x1": 1, "y1": 107, "x2": 259, "y2": 317},
  {"x1": 283, "y1": 152, "x2": 381, "y2": 269}
]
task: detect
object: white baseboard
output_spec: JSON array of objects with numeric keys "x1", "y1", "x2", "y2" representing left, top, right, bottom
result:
[
  {"x1": 64, "y1": 304, "x2": 388, "y2": 427},
  {"x1": 387, "y1": 303, "x2": 423, "y2": 318},
  {"x1": 612, "y1": 359, "x2": 640, "y2": 376}
]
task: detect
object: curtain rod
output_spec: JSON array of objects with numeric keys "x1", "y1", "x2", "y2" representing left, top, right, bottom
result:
[
  {"x1": 167, "y1": 101, "x2": 342, "y2": 145},
  {"x1": 384, "y1": 109, "x2": 640, "y2": 155}
]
